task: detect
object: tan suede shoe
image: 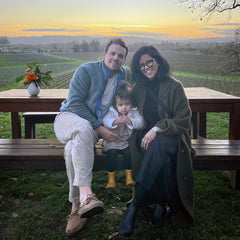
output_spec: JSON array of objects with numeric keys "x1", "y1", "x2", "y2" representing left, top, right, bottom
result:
[
  {"x1": 78, "y1": 193, "x2": 104, "y2": 218},
  {"x1": 65, "y1": 210, "x2": 87, "y2": 236}
]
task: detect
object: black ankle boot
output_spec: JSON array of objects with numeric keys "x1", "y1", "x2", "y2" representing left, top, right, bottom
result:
[
  {"x1": 149, "y1": 203, "x2": 164, "y2": 227},
  {"x1": 149, "y1": 203, "x2": 171, "y2": 227},
  {"x1": 119, "y1": 200, "x2": 139, "y2": 236}
]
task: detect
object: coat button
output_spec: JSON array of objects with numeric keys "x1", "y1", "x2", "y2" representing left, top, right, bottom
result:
[{"x1": 183, "y1": 176, "x2": 187, "y2": 180}]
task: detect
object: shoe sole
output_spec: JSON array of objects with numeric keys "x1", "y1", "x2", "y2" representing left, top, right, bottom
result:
[{"x1": 80, "y1": 204, "x2": 104, "y2": 218}]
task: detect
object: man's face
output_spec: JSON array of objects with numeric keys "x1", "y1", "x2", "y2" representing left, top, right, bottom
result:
[{"x1": 103, "y1": 44, "x2": 127, "y2": 71}]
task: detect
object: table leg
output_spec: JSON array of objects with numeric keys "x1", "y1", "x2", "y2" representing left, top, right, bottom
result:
[
  {"x1": 199, "y1": 112, "x2": 206, "y2": 138},
  {"x1": 191, "y1": 112, "x2": 206, "y2": 139},
  {"x1": 191, "y1": 112, "x2": 198, "y2": 139},
  {"x1": 228, "y1": 102, "x2": 240, "y2": 190},
  {"x1": 229, "y1": 102, "x2": 240, "y2": 140},
  {"x1": 11, "y1": 112, "x2": 21, "y2": 138}
]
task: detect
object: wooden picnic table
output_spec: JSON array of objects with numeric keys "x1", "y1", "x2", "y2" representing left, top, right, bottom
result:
[{"x1": 0, "y1": 87, "x2": 240, "y2": 140}]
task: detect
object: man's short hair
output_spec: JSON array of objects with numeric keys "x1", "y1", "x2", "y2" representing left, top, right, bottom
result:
[{"x1": 104, "y1": 38, "x2": 129, "y2": 57}]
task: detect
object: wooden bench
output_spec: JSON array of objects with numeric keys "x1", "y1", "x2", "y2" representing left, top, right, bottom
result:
[
  {"x1": 22, "y1": 112, "x2": 59, "y2": 139},
  {"x1": 0, "y1": 138, "x2": 240, "y2": 189}
]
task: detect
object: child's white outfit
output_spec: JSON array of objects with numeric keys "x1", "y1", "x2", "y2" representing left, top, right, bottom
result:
[{"x1": 102, "y1": 106, "x2": 144, "y2": 152}]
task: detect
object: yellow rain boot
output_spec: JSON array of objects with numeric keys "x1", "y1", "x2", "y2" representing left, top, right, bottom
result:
[
  {"x1": 126, "y1": 169, "x2": 135, "y2": 186},
  {"x1": 106, "y1": 171, "x2": 116, "y2": 189}
]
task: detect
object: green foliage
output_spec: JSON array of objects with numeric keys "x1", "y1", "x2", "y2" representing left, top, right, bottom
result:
[
  {"x1": 207, "y1": 113, "x2": 229, "y2": 139},
  {"x1": 15, "y1": 61, "x2": 53, "y2": 88},
  {"x1": 218, "y1": 28, "x2": 240, "y2": 76},
  {"x1": 0, "y1": 112, "x2": 56, "y2": 139},
  {"x1": 0, "y1": 37, "x2": 9, "y2": 44},
  {"x1": 0, "y1": 53, "x2": 82, "y2": 87},
  {"x1": 1, "y1": 51, "x2": 240, "y2": 91}
]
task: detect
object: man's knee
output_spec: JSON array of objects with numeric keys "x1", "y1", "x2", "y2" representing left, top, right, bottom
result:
[{"x1": 72, "y1": 119, "x2": 96, "y2": 140}]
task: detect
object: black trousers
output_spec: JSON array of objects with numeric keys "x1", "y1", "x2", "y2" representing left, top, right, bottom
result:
[
  {"x1": 105, "y1": 147, "x2": 132, "y2": 172},
  {"x1": 135, "y1": 134, "x2": 178, "y2": 207}
]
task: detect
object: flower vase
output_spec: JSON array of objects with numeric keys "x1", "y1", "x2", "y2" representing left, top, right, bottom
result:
[{"x1": 28, "y1": 82, "x2": 40, "y2": 96}]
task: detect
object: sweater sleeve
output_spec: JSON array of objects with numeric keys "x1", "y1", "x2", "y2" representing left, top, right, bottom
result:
[
  {"x1": 102, "y1": 108, "x2": 118, "y2": 129},
  {"x1": 128, "y1": 109, "x2": 144, "y2": 130},
  {"x1": 61, "y1": 65, "x2": 102, "y2": 129}
]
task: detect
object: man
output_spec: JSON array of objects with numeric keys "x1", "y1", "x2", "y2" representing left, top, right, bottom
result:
[{"x1": 54, "y1": 38, "x2": 130, "y2": 236}]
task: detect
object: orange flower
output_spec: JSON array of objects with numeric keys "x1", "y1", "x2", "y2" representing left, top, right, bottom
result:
[
  {"x1": 25, "y1": 68, "x2": 31, "y2": 72},
  {"x1": 25, "y1": 73, "x2": 37, "y2": 83}
]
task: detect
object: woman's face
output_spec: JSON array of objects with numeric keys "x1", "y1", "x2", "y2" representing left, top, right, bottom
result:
[{"x1": 139, "y1": 54, "x2": 159, "y2": 80}]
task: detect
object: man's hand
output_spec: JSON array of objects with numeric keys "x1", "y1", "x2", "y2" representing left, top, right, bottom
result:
[{"x1": 95, "y1": 126, "x2": 119, "y2": 141}]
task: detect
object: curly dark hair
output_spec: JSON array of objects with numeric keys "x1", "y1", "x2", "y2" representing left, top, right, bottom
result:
[
  {"x1": 131, "y1": 45, "x2": 171, "y2": 83},
  {"x1": 112, "y1": 80, "x2": 132, "y2": 107}
]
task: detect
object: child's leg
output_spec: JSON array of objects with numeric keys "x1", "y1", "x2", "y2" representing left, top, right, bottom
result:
[
  {"x1": 105, "y1": 149, "x2": 118, "y2": 188},
  {"x1": 105, "y1": 149, "x2": 118, "y2": 172},
  {"x1": 122, "y1": 147, "x2": 132, "y2": 170},
  {"x1": 122, "y1": 147, "x2": 135, "y2": 186}
]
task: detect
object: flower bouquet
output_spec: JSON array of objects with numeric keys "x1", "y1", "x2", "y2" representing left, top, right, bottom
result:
[{"x1": 15, "y1": 61, "x2": 53, "y2": 88}]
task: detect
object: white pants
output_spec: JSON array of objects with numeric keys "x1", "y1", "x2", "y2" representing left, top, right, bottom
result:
[{"x1": 54, "y1": 112, "x2": 99, "y2": 203}]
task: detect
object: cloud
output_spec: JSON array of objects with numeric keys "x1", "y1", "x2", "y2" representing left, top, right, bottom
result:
[
  {"x1": 214, "y1": 23, "x2": 240, "y2": 26},
  {"x1": 117, "y1": 31, "x2": 171, "y2": 37},
  {"x1": 22, "y1": 28, "x2": 87, "y2": 32},
  {"x1": 68, "y1": 29, "x2": 87, "y2": 32},
  {"x1": 112, "y1": 28, "x2": 123, "y2": 31},
  {"x1": 200, "y1": 28, "x2": 236, "y2": 35}
]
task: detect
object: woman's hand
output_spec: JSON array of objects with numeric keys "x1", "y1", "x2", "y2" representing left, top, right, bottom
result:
[{"x1": 141, "y1": 129, "x2": 157, "y2": 150}]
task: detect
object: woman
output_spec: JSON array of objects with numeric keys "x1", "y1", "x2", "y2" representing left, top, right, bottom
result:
[{"x1": 119, "y1": 46, "x2": 194, "y2": 237}]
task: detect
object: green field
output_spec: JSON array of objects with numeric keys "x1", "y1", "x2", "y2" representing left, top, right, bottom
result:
[
  {"x1": 0, "y1": 53, "x2": 80, "y2": 87},
  {"x1": 1, "y1": 51, "x2": 240, "y2": 95}
]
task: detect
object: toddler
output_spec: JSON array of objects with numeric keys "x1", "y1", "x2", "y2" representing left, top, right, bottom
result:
[{"x1": 103, "y1": 80, "x2": 144, "y2": 188}]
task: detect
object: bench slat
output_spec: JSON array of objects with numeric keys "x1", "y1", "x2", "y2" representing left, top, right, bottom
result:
[
  {"x1": 193, "y1": 144, "x2": 240, "y2": 149},
  {"x1": 0, "y1": 139, "x2": 61, "y2": 144},
  {"x1": 0, "y1": 139, "x2": 240, "y2": 171},
  {"x1": 0, "y1": 149, "x2": 64, "y2": 156},
  {"x1": 0, "y1": 145, "x2": 63, "y2": 149}
]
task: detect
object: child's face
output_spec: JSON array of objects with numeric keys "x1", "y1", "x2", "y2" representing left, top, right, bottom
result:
[{"x1": 115, "y1": 97, "x2": 131, "y2": 115}]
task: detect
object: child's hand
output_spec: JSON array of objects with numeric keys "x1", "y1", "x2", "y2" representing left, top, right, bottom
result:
[
  {"x1": 123, "y1": 115, "x2": 133, "y2": 126},
  {"x1": 113, "y1": 116, "x2": 132, "y2": 126}
]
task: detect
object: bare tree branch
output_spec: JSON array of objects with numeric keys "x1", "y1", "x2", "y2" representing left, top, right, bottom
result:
[{"x1": 177, "y1": 0, "x2": 240, "y2": 20}]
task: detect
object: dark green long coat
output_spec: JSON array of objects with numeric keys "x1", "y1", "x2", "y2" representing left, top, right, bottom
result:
[{"x1": 129, "y1": 75, "x2": 194, "y2": 227}]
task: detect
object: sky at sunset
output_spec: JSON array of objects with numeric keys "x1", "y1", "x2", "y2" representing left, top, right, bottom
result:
[{"x1": 0, "y1": 0, "x2": 239, "y2": 39}]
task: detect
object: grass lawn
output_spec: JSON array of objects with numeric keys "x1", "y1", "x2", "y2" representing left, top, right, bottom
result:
[{"x1": 0, "y1": 112, "x2": 240, "y2": 240}]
